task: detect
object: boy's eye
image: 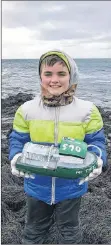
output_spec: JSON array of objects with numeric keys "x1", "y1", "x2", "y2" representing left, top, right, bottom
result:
[
  {"x1": 58, "y1": 72, "x2": 66, "y2": 76},
  {"x1": 44, "y1": 73, "x2": 52, "y2": 76},
  {"x1": 43, "y1": 72, "x2": 67, "y2": 77},
  {"x1": 59, "y1": 73, "x2": 66, "y2": 76},
  {"x1": 46, "y1": 74, "x2": 52, "y2": 76}
]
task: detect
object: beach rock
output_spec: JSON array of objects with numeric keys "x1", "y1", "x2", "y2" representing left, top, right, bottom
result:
[{"x1": 1, "y1": 93, "x2": 111, "y2": 244}]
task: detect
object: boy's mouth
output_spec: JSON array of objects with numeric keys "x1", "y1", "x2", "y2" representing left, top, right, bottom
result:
[{"x1": 50, "y1": 85, "x2": 61, "y2": 88}]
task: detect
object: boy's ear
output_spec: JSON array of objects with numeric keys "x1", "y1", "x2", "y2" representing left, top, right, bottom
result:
[
  {"x1": 72, "y1": 84, "x2": 77, "y2": 95},
  {"x1": 72, "y1": 84, "x2": 77, "y2": 92},
  {"x1": 66, "y1": 84, "x2": 77, "y2": 96},
  {"x1": 74, "y1": 84, "x2": 77, "y2": 90},
  {"x1": 69, "y1": 84, "x2": 77, "y2": 91}
]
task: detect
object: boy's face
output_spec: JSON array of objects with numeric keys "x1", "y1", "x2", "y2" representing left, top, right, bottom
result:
[{"x1": 40, "y1": 62, "x2": 70, "y2": 96}]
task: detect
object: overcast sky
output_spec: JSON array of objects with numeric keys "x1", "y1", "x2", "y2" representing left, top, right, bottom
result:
[{"x1": 2, "y1": 1, "x2": 111, "y2": 59}]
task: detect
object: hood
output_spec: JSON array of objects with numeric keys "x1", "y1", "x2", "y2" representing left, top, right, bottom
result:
[{"x1": 39, "y1": 49, "x2": 79, "y2": 85}]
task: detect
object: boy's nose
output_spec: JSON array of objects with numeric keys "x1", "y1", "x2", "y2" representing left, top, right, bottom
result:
[{"x1": 51, "y1": 75, "x2": 59, "y2": 83}]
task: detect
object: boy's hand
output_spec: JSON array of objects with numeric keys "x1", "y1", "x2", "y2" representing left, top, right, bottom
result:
[
  {"x1": 79, "y1": 157, "x2": 103, "y2": 185},
  {"x1": 11, "y1": 153, "x2": 35, "y2": 179}
]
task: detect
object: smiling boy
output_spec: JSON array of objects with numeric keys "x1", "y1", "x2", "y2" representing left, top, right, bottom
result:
[{"x1": 9, "y1": 50, "x2": 107, "y2": 244}]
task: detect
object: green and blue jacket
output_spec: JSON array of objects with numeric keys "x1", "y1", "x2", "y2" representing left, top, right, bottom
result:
[{"x1": 9, "y1": 95, "x2": 107, "y2": 205}]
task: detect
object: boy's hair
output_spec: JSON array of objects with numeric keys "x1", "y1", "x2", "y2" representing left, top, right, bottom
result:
[{"x1": 39, "y1": 55, "x2": 68, "y2": 75}]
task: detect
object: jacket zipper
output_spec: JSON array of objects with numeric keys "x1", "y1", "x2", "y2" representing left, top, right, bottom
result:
[{"x1": 51, "y1": 107, "x2": 59, "y2": 205}]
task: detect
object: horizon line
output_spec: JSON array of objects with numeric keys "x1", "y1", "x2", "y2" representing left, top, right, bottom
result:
[{"x1": 2, "y1": 57, "x2": 111, "y2": 60}]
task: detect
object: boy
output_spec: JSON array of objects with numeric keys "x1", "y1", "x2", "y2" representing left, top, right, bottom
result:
[{"x1": 9, "y1": 50, "x2": 107, "y2": 244}]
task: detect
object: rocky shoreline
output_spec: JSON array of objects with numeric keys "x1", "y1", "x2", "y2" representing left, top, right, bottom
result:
[{"x1": 1, "y1": 93, "x2": 111, "y2": 244}]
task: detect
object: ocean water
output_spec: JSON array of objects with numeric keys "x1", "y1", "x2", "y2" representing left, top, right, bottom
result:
[{"x1": 2, "y1": 58, "x2": 111, "y2": 109}]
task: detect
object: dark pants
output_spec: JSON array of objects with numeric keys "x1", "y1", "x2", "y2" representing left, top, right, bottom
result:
[{"x1": 22, "y1": 196, "x2": 82, "y2": 244}]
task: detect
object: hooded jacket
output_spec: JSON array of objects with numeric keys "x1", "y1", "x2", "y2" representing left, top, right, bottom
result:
[{"x1": 9, "y1": 50, "x2": 107, "y2": 205}]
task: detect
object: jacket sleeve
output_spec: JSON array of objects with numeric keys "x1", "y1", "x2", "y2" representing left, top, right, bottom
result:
[
  {"x1": 84, "y1": 104, "x2": 107, "y2": 167},
  {"x1": 9, "y1": 105, "x2": 30, "y2": 161}
]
